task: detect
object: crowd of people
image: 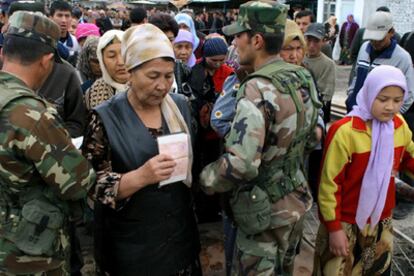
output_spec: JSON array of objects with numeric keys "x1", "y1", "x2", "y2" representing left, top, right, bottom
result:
[{"x1": 0, "y1": 0, "x2": 413, "y2": 275}]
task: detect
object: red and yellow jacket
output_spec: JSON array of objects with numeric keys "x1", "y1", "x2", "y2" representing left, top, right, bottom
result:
[{"x1": 318, "y1": 115, "x2": 414, "y2": 232}]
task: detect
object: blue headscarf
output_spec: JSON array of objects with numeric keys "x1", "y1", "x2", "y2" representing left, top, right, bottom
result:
[{"x1": 174, "y1": 13, "x2": 200, "y2": 50}]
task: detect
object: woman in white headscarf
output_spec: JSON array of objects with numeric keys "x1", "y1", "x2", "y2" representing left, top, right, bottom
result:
[
  {"x1": 83, "y1": 24, "x2": 201, "y2": 276},
  {"x1": 84, "y1": 30, "x2": 130, "y2": 111}
]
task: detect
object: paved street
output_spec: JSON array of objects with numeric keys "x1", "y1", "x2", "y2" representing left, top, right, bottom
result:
[{"x1": 333, "y1": 65, "x2": 352, "y2": 105}]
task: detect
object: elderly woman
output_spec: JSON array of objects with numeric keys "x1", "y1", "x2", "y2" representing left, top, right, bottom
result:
[
  {"x1": 83, "y1": 24, "x2": 200, "y2": 275},
  {"x1": 84, "y1": 30, "x2": 129, "y2": 111},
  {"x1": 149, "y1": 16, "x2": 193, "y2": 98},
  {"x1": 76, "y1": 36, "x2": 101, "y2": 93},
  {"x1": 173, "y1": 29, "x2": 196, "y2": 67},
  {"x1": 280, "y1": 19, "x2": 307, "y2": 66},
  {"x1": 170, "y1": 29, "x2": 194, "y2": 98},
  {"x1": 175, "y1": 12, "x2": 204, "y2": 58}
]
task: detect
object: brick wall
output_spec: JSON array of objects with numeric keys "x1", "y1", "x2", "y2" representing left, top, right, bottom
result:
[{"x1": 375, "y1": 0, "x2": 414, "y2": 35}]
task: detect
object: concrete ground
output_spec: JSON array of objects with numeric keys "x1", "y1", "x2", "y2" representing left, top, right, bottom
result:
[{"x1": 332, "y1": 64, "x2": 352, "y2": 105}]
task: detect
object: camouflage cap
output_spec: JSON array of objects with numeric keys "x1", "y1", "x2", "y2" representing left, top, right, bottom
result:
[
  {"x1": 222, "y1": 0, "x2": 288, "y2": 36},
  {"x1": 6, "y1": 11, "x2": 62, "y2": 62}
]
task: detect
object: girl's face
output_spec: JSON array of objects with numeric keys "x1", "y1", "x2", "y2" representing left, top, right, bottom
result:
[
  {"x1": 70, "y1": 18, "x2": 78, "y2": 35},
  {"x1": 371, "y1": 85, "x2": 404, "y2": 122}
]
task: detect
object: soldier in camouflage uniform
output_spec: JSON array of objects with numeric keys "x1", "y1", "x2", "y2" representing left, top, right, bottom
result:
[
  {"x1": 0, "y1": 11, "x2": 95, "y2": 275},
  {"x1": 200, "y1": 1, "x2": 321, "y2": 275}
]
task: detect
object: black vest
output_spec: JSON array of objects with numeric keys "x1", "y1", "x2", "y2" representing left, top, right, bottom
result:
[{"x1": 94, "y1": 92, "x2": 199, "y2": 276}]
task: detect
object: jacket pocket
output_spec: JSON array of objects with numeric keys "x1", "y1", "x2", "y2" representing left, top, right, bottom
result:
[
  {"x1": 13, "y1": 199, "x2": 64, "y2": 256},
  {"x1": 230, "y1": 185, "x2": 271, "y2": 235}
]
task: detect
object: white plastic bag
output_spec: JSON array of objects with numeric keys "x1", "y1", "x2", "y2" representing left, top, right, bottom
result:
[{"x1": 332, "y1": 35, "x2": 341, "y2": 61}]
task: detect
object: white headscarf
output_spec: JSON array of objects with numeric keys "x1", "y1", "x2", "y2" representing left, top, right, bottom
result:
[
  {"x1": 97, "y1": 30, "x2": 128, "y2": 92},
  {"x1": 174, "y1": 13, "x2": 200, "y2": 50}
]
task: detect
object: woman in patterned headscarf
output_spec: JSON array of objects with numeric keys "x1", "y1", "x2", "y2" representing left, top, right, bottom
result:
[
  {"x1": 83, "y1": 24, "x2": 201, "y2": 276},
  {"x1": 76, "y1": 36, "x2": 101, "y2": 93}
]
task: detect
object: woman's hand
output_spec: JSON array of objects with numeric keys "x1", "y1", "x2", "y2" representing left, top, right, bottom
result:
[
  {"x1": 117, "y1": 154, "x2": 176, "y2": 200},
  {"x1": 140, "y1": 154, "x2": 176, "y2": 185},
  {"x1": 329, "y1": 229, "x2": 349, "y2": 257}
]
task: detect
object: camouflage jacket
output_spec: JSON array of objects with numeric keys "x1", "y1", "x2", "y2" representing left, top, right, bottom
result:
[
  {"x1": 200, "y1": 57, "x2": 319, "y2": 226},
  {"x1": 0, "y1": 71, "x2": 96, "y2": 273}
]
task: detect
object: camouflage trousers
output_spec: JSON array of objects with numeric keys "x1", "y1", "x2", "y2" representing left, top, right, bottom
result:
[
  {"x1": 313, "y1": 218, "x2": 393, "y2": 276},
  {"x1": 232, "y1": 216, "x2": 304, "y2": 276},
  {"x1": 0, "y1": 239, "x2": 69, "y2": 276}
]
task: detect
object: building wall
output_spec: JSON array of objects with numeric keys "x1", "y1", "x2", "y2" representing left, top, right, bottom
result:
[
  {"x1": 375, "y1": 0, "x2": 414, "y2": 35},
  {"x1": 318, "y1": 0, "x2": 414, "y2": 35}
]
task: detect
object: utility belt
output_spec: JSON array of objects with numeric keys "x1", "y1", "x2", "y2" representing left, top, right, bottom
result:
[
  {"x1": 230, "y1": 157, "x2": 304, "y2": 235},
  {"x1": 0, "y1": 197, "x2": 67, "y2": 257}
]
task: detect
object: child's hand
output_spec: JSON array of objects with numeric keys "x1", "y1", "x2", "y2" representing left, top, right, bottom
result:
[{"x1": 329, "y1": 230, "x2": 350, "y2": 257}]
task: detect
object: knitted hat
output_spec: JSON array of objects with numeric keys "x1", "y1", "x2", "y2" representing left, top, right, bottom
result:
[
  {"x1": 122, "y1": 24, "x2": 175, "y2": 71},
  {"x1": 203, "y1": 37, "x2": 228, "y2": 57},
  {"x1": 75, "y1": 23, "x2": 100, "y2": 41}
]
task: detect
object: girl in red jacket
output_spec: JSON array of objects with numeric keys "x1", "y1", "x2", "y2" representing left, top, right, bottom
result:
[{"x1": 314, "y1": 65, "x2": 414, "y2": 275}]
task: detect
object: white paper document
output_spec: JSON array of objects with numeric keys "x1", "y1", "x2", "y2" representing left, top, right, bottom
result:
[{"x1": 157, "y1": 133, "x2": 189, "y2": 186}]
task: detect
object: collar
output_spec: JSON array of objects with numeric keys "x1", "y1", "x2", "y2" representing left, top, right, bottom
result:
[
  {"x1": 60, "y1": 33, "x2": 73, "y2": 48},
  {"x1": 351, "y1": 115, "x2": 403, "y2": 132},
  {"x1": 305, "y1": 53, "x2": 323, "y2": 60},
  {"x1": 0, "y1": 71, "x2": 29, "y2": 87},
  {"x1": 366, "y1": 38, "x2": 397, "y2": 59},
  {"x1": 256, "y1": 56, "x2": 283, "y2": 71}
]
